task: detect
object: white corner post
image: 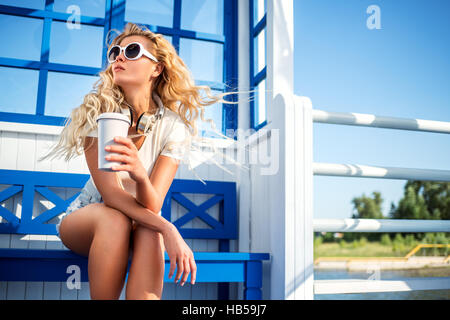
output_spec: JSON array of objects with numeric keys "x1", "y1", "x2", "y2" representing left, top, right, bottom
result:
[{"x1": 266, "y1": 0, "x2": 314, "y2": 299}]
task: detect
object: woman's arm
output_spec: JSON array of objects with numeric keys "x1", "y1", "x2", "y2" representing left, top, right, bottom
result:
[
  {"x1": 135, "y1": 155, "x2": 180, "y2": 213},
  {"x1": 102, "y1": 187, "x2": 171, "y2": 234},
  {"x1": 135, "y1": 178, "x2": 160, "y2": 212}
]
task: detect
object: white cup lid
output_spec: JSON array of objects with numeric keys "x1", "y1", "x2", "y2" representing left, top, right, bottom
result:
[{"x1": 97, "y1": 112, "x2": 131, "y2": 125}]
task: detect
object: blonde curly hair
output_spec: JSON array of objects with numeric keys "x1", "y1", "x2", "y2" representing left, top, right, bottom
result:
[{"x1": 39, "y1": 22, "x2": 241, "y2": 163}]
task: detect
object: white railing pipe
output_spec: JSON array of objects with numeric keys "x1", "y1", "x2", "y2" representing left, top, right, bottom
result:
[
  {"x1": 313, "y1": 109, "x2": 450, "y2": 134},
  {"x1": 313, "y1": 162, "x2": 450, "y2": 182},
  {"x1": 313, "y1": 218, "x2": 450, "y2": 233}
]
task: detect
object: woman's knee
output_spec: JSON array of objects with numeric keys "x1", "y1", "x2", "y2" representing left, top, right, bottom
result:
[
  {"x1": 132, "y1": 224, "x2": 164, "y2": 253},
  {"x1": 133, "y1": 224, "x2": 159, "y2": 241},
  {"x1": 94, "y1": 203, "x2": 132, "y2": 237}
]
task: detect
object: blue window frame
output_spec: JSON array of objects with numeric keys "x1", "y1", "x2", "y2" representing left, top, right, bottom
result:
[
  {"x1": 0, "y1": 0, "x2": 238, "y2": 137},
  {"x1": 250, "y1": 0, "x2": 267, "y2": 131}
]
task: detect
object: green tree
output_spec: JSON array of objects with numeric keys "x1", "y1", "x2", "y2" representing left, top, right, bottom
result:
[
  {"x1": 389, "y1": 180, "x2": 450, "y2": 241},
  {"x1": 390, "y1": 180, "x2": 449, "y2": 220},
  {"x1": 344, "y1": 191, "x2": 384, "y2": 241},
  {"x1": 351, "y1": 191, "x2": 384, "y2": 219}
]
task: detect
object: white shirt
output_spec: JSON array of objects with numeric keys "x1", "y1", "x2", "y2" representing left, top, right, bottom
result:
[{"x1": 82, "y1": 94, "x2": 192, "y2": 207}]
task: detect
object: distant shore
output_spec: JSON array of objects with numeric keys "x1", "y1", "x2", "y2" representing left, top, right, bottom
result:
[
  {"x1": 314, "y1": 241, "x2": 449, "y2": 271},
  {"x1": 315, "y1": 256, "x2": 449, "y2": 271}
]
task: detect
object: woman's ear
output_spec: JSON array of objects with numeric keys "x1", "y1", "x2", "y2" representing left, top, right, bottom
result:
[{"x1": 153, "y1": 63, "x2": 164, "y2": 78}]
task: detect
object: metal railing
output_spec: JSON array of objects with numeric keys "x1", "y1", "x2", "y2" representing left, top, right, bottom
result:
[
  {"x1": 313, "y1": 218, "x2": 450, "y2": 233},
  {"x1": 310, "y1": 108, "x2": 450, "y2": 295}
]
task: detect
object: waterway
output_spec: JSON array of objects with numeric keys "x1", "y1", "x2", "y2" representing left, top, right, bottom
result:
[{"x1": 314, "y1": 267, "x2": 449, "y2": 300}]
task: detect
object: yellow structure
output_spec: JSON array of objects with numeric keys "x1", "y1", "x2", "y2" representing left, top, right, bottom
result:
[{"x1": 314, "y1": 243, "x2": 450, "y2": 265}]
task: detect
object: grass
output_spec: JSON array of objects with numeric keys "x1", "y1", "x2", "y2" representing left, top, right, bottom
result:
[{"x1": 315, "y1": 241, "x2": 415, "y2": 258}]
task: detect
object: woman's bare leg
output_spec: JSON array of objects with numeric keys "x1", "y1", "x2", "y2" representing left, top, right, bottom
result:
[
  {"x1": 125, "y1": 223, "x2": 165, "y2": 300},
  {"x1": 59, "y1": 202, "x2": 132, "y2": 299}
]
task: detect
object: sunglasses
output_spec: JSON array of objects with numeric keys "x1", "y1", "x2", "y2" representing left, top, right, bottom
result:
[{"x1": 107, "y1": 42, "x2": 159, "y2": 64}]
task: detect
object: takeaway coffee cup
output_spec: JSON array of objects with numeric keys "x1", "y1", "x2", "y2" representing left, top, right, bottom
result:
[{"x1": 97, "y1": 112, "x2": 131, "y2": 171}]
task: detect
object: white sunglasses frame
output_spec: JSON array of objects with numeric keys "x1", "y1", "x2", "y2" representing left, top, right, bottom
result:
[{"x1": 107, "y1": 42, "x2": 159, "y2": 64}]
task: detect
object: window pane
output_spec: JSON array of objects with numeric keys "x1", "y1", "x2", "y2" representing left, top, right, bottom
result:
[
  {"x1": 53, "y1": 0, "x2": 106, "y2": 18},
  {"x1": 0, "y1": 14, "x2": 43, "y2": 61},
  {"x1": 253, "y1": 0, "x2": 266, "y2": 26},
  {"x1": 0, "y1": 66, "x2": 39, "y2": 114},
  {"x1": 181, "y1": 0, "x2": 223, "y2": 35},
  {"x1": 45, "y1": 72, "x2": 99, "y2": 117},
  {"x1": 254, "y1": 79, "x2": 266, "y2": 126},
  {"x1": 125, "y1": 0, "x2": 173, "y2": 28},
  {"x1": 197, "y1": 90, "x2": 223, "y2": 136},
  {"x1": 0, "y1": 0, "x2": 44, "y2": 10},
  {"x1": 49, "y1": 21, "x2": 104, "y2": 68},
  {"x1": 179, "y1": 38, "x2": 223, "y2": 83},
  {"x1": 163, "y1": 34, "x2": 172, "y2": 44},
  {"x1": 253, "y1": 28, "x2": 266, "y2": 76}
]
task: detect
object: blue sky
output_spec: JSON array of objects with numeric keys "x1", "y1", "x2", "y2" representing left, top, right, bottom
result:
[{"x1": 294, "y1": 0, "x2": 450, "y2": 219}]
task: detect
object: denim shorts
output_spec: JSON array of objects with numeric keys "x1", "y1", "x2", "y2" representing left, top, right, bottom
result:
[{"x1": 56, "y1": 181, "x2": 103, "y2": 238}]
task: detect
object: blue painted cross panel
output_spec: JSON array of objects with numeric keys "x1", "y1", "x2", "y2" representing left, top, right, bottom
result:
[
  {"x1": 0, "y1": 169, "x2": 89, "y2": 235},
  {"x1": 162, "y1": 179, "x2": 238, "y2": 240},
  {"x1": 0, "y1": 169, "x2": 237, "y2": 240}
]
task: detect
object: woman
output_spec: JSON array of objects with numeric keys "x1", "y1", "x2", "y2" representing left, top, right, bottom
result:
[{"x1": 39, "y1": 22, "x2": 239, "y2": 300}]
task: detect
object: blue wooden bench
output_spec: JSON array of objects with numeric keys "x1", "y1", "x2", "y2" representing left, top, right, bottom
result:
[{"x1": 0, "y1": 169, "x2": 270, "y2": 300}]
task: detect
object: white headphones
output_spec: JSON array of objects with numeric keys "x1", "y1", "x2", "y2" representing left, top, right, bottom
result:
[{"x1": 120, "y1": 92, "x2": 165, "y2": 138}]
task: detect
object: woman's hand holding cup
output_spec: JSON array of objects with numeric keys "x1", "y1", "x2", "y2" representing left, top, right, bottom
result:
[{"x1": 104, "y1": 136, "x2": 148, "y2": 183}]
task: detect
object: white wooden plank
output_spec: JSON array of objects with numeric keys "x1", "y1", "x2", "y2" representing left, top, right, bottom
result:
[
  {"x1": 35, "y1": 135, "x2": 53, "y2": 172},
  {"x1": 77, "y1": 283, "x2": 90, "y2": 300},
  {"x1": 175, "y1": 282, "x2": 191, "y2": 300},
  {"x1": 191, "y1": 283, "x2": 207, "y2": 300},
  {"x1": 0, "y1": 121, "x2": 62, "y2": 135},
  {"x1": 60, "y1": 280, "x2": 78, "y2": 300},
  {"x1": 0, "y1": 234, "x2": 10, "y2": 248},
  {"x1": 0, "y1": 282, "x2": 7, "y2": 299},
  {"x1": 6, "y1": 282, "x2": 25, "y2": 300},
  {"x1": 43, "y1": 282, "x2": 61, "y2": 300},
  {"x1": 67, "y1": 152, "x2": 87, "y2": 174},
  {"x1": 162, "y1": 283, "x2": 176, "y2": 300},
  {"x1": 28, "y1": 235, "x2": 47, "y2": 250},
  {"x1": 17, "y1": 132, "x2": 36, "y2": 171},
  {"x1": 46, "y1": 235, "x2": 67, "y2": 250},
  {"x1": 0, "y1": 131, "x2": 18, "y2": 169},
  {"x1": 25, "y1": 282, "x2": 44, "y2": 300},
  {"x1": 50, "y1": 135, "x2": 70, "y2": 173}
]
